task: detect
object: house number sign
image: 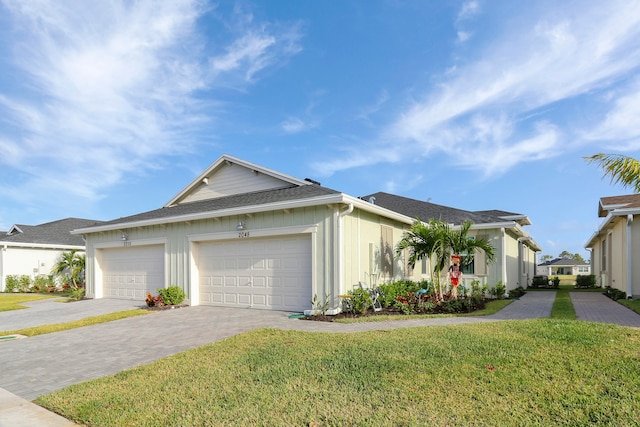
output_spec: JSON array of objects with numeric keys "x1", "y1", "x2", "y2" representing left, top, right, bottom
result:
[
  {"x1": 238, "y1": 231, "x2": 250, "y2": 238},
  {"x1": 123, "y1": 241, "x2": 132, "y2": 247}
]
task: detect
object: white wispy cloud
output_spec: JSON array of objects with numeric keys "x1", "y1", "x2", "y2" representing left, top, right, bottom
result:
[
  {"x1": 0, "y1": 0, "x2": 303, "y2": 210},
  {"x1": 582, "y1": 78, "x2": 640, "y2": 150},
  {"x1": 312, "y1": 0, "x2": 640, "y2": 177}
]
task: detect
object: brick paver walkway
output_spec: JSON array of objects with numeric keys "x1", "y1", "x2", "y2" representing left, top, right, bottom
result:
[{"x1": 571, "y1": 292, "x2": 640, "y2": 327}]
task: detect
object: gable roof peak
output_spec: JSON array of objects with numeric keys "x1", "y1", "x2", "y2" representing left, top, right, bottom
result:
[{"x1": 165, "y1": 154, "x2": 313, "y2": 207}]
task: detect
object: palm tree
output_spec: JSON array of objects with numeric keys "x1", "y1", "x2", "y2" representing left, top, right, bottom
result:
[
  {"x1": 397, "y1": 219, "x2": 495, "y2": 300},
  {"x1": 52, "y1": 250, "x2": 86, "y2": 288},
  {"x1": 584, "y1": 153, "x2": 640, "y2": 192},
  {"x1": 449, "y1": 220, "x2": 496, "y2": 266},
  {"x1": 397, "y1": 218, "x2": 445, "y2": 298}
]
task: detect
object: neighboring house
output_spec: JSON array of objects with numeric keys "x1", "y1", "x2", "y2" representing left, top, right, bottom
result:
[
  {"x1": 585, "y1": 194, "x2": 640, "y2": 298},
  {"x1": 72, "y1": 154, "x2": 541, "y2": 313},
  {"x1": 0, "y1": 218, "x2": 102, "y2": 291},
  {"x1": 536, "y1": 258, "x2": 591, "y2": 276}
]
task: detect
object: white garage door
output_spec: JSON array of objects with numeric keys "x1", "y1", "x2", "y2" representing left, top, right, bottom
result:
[
  {"x1": 198, "y1": 235, "x2": 312, "y2": 311},
  {"x1": 100, "y1": 245, "x2": 165, "y2": 300}
]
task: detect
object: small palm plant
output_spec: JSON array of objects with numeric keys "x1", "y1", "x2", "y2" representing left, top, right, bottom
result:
[{"x1": 52, "y1": 250, "x2": 86, "y2": 289}]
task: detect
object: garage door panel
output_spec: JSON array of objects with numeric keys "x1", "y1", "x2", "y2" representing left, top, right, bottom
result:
[
  {"x1": 198, "y1": 235, "x2": 311, "y2": 311},
  {"x1": 100, "y1": 245, "x2": 164, "y2": 301}
]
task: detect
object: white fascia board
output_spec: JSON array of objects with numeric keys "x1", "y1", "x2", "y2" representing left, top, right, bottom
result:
[
  {"x1": 499, "y1": 214, "x2": 532, "y2": 225},
  {"x1": 585, "y1": 212, "x2": 616, "y2": 248},
  {"x1": 72, "y1": 193, "x2": 349, "y2": 235},
  {"x1": 342, "y1": 195, "x2": 414, "y2": 224},
  {"x1": 610, "y1": 207, "x2": 640, "y2": 217},
  {"x1": 74, "y1": 193, "x2": 416, "y2": 235},
  {"x1": 585, "y1": 207, "x2": 640, "y2": 248},
  {"x1": 0, "y1": 241, "x2": 84, "y2": 250},
  {"x1": 164, "y1": 154, "x2": 311, "y2": 207}
]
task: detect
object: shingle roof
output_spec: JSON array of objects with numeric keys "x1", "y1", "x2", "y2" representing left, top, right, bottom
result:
[
  {"x1": 94, "y1": 184, "x2": 341, "y2": 227},
  {"x1": 359, "y1": 192, "x2": 507, "y2": 225},
  {"x1": 538, "y1": 257, "x2": 589, "y2": 267},
  {"x1": 599, "y1": 194, "x2": 640, "y2": 217},
  {"x1": 0, "y1": 218, "x2": 103, "y2": 246}
]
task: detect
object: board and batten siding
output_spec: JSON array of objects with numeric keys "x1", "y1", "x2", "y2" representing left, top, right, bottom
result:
[
  {"x1": 340, "y1": 208, "x2": 412, "y2": 294},
  {"x1": 84, "y1": 205, "x2": 336, "y2": 304},
  {"x1": 179, "y1": 163, "x2": 292, "y2": 204}
]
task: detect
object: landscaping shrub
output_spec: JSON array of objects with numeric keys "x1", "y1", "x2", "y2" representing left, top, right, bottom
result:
[
  {"x1": 378, "y1": 279, "x2": 425, "y2": 308},
  {"x1": 470, "y1": 279, "x2": 488, "y2": 299},
  {"x1": 575, "y1": 274, "x2": 596, "y2": 288},
  {"x1": 157, "y1": 286, "x2": 185, "y2": 306},
  {"x1": 68, "y1": 287, "x2": 86, "y2": 301},
  {"x1": 604, "y1": 286, "x2": 627, "y2": 301},
  {"x1": 349, "y1": 288, "x2": 372, "y2": 314},
  {"x1": 494, "y1": 281, "x2": 506, "y2": 300},
  {"x1": 33, "y1": 275, "x2": 56, "y2": 292},
  {"x1": 530, "y1": 276, "x2": 549, "y2": 288},
  {"x1": 4, "y1": 275, "x2": 31, "y2": 293},
  {"x1": 509, "y1": 286, "x2": 526, "y2": 298},
  {"x1": 551, "y1": 276, "x2": 560, "y2": 288}
]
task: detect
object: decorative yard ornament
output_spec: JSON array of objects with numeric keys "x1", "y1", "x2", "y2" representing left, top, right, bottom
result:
[{"x1": 448, "y1": 255, "x2": 462, "y2": 299}]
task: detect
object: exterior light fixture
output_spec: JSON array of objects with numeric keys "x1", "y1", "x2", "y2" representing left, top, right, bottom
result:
[
  {"x1": 121, "y1": 233, "x2": 128, "y2": 241},
  {"x1": 236, "y1": 221, "x2": 246, "y2": 231}
]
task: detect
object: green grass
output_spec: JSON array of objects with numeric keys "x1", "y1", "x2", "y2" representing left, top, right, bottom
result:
[
  {"x1": 0, "y1": 293, "x2": 58, "y2": 312},
  {"x1": 550, "y1": 285, "x2": 576, "y2": 319},
  {"x1": 37, "y1": 320, "x2": 640, "y2": 426},
  {"x1": 0, "y1": 293, "x2": 151, "y2": 337},
  {"x1": 618, "y1": 298, "x2": 640, "y2": 315}
]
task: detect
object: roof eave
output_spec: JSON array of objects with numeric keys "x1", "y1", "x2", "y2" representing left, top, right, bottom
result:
[
  {"x1": 0, "y1": 242, "x2": 85, "y2": 250},
  {"x1": 73, "y1": 193, "x2": 349, "y2": 234}
]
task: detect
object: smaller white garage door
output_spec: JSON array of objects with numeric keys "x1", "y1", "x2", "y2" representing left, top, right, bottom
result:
[
  {"x1": 198, "y1": 235, "x2": 312, "y2": 312},
  {"x1": 100, "y1": 245, "x2": 165, "y2": 300}
]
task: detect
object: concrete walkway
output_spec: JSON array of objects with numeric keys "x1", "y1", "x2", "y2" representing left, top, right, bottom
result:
[{"x1": 0, "y1": 291, "x2": 639, "y2": 426}]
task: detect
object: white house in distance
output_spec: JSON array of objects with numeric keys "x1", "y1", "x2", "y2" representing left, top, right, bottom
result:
[
  {"x1": 0, "y1": 218, "x2": 101, "y2": 291},
  {"x1": 536, "y1": 258, "x2": 591, "y2": 276},
  {"x1": 585, "y1": 194, "x2": 640, "y2": 298},
  {"x1": 72, "y1": 154, "x2": 541, "y2": 314}
]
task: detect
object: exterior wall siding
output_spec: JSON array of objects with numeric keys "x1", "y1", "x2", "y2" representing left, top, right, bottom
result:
[
  {"x1": 0, "y1": 247, "x2": 82, "y2": 291},
  {"x1": 181, "y1": 164, "x2": 290, "y2": 204},
  {"x1": 83, "y1": 205, "x2": 336, "y2": 305}
]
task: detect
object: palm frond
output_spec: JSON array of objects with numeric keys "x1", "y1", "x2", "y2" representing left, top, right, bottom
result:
[{"x1": 584, "y1": 153, "x2": 640, "y2": 192}]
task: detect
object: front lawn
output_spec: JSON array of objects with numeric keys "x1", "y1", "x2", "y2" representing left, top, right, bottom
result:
[
  {"x1": 37, "y1": 319, "x2": 640, "y2": 426},
  {"x1": 0, "y1": 293, "x2": 57, "y2": 312}
]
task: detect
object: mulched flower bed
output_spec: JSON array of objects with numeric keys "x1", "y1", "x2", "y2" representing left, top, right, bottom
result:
[
  {"x1": 300, "y1": 308, "x2": 412, "y2": 322},
  {"x1": 144, "y1": 304, "x2": 189, "y2": 311}
]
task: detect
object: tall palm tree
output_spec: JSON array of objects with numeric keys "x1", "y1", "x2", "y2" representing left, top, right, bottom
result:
[{"x1": 584, "y1": 153, "x2": 640, "y2": 192}]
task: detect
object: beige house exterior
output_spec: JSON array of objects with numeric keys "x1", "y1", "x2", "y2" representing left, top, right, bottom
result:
[
  {"x1": 585, "y1": 194, "x2": 640, "y2": 298},
  {"x1": 73, "y1": 154, "x2": 541, "y2": 314}
]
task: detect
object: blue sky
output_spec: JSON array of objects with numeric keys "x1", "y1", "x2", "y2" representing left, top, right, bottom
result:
[{"x1": 1, "y1": 0, "x2": 639, "y2": 261}]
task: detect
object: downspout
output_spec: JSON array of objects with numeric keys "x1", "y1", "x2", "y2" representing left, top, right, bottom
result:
[
  {"x1": 627, "y1": 214, "x2": 633, "y2": 298},
  {"x1": 0, "y1": 245, "x2": 5, "y2": 292},
  {"x1": 501, "y1": 228, "x2": 507, "y2": 287},
  {"x1": 337, "y1": 203, "x2": 354, "y2": 309},
  {"x1": 517, "y1": 237, "x2": 529, "y2": 288}
]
